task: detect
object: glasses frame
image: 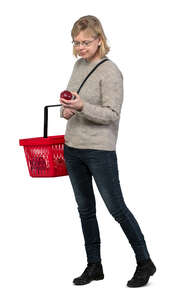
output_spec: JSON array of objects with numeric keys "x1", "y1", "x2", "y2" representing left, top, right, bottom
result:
[{"x1": 72, "y1": 37, "x2": 98, "y2": 47}]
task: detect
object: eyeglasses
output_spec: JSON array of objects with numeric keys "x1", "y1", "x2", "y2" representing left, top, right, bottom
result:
[{"x1": 72, "y1": 37, "x2": 98, "y2": 47}]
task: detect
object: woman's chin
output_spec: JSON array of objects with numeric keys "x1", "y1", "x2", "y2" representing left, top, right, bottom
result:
[{"x1": 79, "y1": 52, "x2": 87, "y2": 57}]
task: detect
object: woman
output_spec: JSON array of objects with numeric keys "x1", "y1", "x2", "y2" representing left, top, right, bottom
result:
[{"x1": 59, "y1": 15, "x2": 156, "y2": 287}]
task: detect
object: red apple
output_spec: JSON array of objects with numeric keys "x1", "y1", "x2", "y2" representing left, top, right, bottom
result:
[{"x1": 60, "y1": 90, "x2": 72, "y2": 100}]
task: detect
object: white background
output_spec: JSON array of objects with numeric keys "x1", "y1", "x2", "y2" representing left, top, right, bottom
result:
[{"x1": 0, "y1": 0, "x2": 174, "y2": 299}]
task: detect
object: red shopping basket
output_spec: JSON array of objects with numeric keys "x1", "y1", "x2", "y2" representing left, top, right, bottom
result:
[{"x1": 19, "y1": 104, "x2": 68, "y2": 177}]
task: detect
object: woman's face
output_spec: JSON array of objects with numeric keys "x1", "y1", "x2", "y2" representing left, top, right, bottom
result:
[{"x1": 73, "y1": 30, "x2": 101, "y2": 62}]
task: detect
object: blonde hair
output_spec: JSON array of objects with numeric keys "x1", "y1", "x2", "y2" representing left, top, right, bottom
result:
[{"x1": 71, "y1": 15, "x2": 110, "y2": 58}]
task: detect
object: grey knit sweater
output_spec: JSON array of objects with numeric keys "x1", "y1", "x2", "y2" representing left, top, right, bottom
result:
[{"x1": 60, "y1": 55, "x2": 124, "y2": 151}]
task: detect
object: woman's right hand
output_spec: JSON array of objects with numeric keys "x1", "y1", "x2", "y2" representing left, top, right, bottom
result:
[{"x1": 63, "y1": 107, "x2": 76, "y2": 120}]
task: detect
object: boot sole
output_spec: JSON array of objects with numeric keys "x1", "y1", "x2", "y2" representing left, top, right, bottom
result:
[
  {"x1": 94, "y1": 274, "x2": 104, "y2": 280},
  {"x1": 73, "y1": 274, "x2": 104, "y2": 285},
  {"x1": 127, "y1": 267, "x2": 156, "y2": 288}
]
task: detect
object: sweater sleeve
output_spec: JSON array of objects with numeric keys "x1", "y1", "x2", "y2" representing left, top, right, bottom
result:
[
  {"x1": 60, "y1": 106, "x2": 64, "y2": 118},
  {"x1": 78, "y1": 67, "x2": 123, "y2": 125},
  {"x1": 60, "y1": 60, "x2": 78, "y2": 118}
]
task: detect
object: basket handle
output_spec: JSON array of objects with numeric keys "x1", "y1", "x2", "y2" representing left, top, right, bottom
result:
[{"x1": 44, "y1": 104, "x2": 62, "y2": 138}]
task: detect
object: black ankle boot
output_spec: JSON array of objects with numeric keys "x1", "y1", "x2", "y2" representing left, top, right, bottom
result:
[
  {"x1": 127, "y1": 258, "x2": 156, "y2": 288},
  {"x1": 73, "y1": 262, "x2": 104, "y2": 285}
]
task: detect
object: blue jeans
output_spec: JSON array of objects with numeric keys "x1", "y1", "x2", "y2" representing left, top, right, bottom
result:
[{"x1": 64, "y1": 144, "x2": 150, "y2": 264}]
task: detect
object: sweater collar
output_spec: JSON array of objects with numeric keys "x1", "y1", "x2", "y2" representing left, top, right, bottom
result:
[{"x1": 84, "y1": 55, "x2": 108, "y2": 66}]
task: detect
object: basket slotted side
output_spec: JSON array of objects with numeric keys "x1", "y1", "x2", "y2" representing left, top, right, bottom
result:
[{"x1": 19, "y1": 135, "x2": 68, "y2": 177}]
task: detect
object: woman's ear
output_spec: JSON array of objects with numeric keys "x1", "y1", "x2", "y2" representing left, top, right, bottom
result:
[{"x1": 98, "y1": 37, "x2": 102, "y2": 46}]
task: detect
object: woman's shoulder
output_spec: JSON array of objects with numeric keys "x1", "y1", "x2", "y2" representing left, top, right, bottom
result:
[
  {"x1": 102, "y1": 57, "x2": 123, "y2": 80},
  {"x1": 73, "y1": 58, "x2": 84, "y2": 67},
  {"x1": 72, "y1": 56, "x2": 123, "y2": 79}
]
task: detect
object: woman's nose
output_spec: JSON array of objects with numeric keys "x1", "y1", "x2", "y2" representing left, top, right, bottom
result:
[{"x1": 79, "y1": 43, "x2": 85, "y2": 49}]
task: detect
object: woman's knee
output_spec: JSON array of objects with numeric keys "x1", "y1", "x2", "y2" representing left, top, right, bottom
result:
[
  {"x1": 109, "y1": 205, "x2": 131, "y2": 223},
  {"x1": 77, "y1": 206, "x2": 96, "y2": 220}
]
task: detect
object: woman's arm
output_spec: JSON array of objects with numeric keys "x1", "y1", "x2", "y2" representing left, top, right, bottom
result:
[
  {"x1": 78, "y1": 68, "x2": 123, "y2": 125},
  {"x1": 60, "y1": 106, "x2": 64, "y2": 118}
]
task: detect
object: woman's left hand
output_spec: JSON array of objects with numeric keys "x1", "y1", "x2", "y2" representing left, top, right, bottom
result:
[{"x1": 59, "y1": 91, "x2": 84, "y2": 112}]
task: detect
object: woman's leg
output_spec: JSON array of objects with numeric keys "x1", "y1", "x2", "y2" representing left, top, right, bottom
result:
[
  {"x1": 64, "y1": 144, "x2": 101, "y2": 264},
  {"x1": 84, "y1": 149, "x2": 150, "y2": 263}
]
